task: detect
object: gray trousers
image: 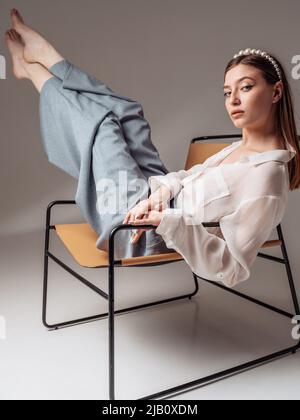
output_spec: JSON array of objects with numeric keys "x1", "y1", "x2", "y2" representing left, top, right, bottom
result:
[{"x1": 39, "y1": 59, "x2": 176, "y2": 259}]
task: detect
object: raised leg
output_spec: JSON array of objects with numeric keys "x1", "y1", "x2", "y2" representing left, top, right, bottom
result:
[
  {"x1": 6, "y1": 9, "x2": 176, "y2": 258},
  {"x1": 10, "y1": 7, "x2": 170, "y2": 181}
]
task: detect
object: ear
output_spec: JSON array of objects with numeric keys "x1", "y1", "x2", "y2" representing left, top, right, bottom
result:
[{"x1": 272, "y1": 81, "x2": 283, "y2": 103}]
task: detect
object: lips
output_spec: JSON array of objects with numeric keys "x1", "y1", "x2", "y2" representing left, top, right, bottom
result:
[{"x1": 231, "y1": 110, "x2": 244, "y2": 116}]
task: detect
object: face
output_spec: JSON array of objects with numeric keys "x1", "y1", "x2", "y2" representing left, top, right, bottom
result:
[{"x1": 223, "y1": 64, "x2": 282, "y2": 130}]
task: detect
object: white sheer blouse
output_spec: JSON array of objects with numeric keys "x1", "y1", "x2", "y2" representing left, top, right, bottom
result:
[{"x1": 148, "y1": 138, "x2": 296, "y2": 288}]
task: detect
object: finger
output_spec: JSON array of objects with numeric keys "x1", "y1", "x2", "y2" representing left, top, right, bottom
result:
[
  {"x1": 123, "y1": 212, "x2": 132, "y2": 224},
  {"x1": 130, "y1": 229, "x2": 140, "y2": 244},
  {"x1": 131, "y1": 218, "x2": 150, "y2": 225},
  {"x1": 130, "y1": 228, "x2": 140, "y2": 243},
  {"x1": 136, "y1": 229, "x2": 143, "y2": 238},
  {"x1": 135, "y1": 218, "x2": 147, "y2": 236},
  {"x1": 137, "y1": 228, "x2": 147, "y2": 238},
  {"x1": 131, "y1": 227, "x2": 146, "y2": 244},
  {"x1": 133, "y1": 214, "x2": 147, "y2": 238},
  {"x1": 135, "y1": 213, "x2": 144, "y2": 219},
  {"x1": 131, "y1": 213, "x2": 146, "y2": 226}
]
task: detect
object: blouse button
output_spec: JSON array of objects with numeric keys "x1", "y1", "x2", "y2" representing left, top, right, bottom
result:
[{"x1": 217, "y1": 272, "x2": 224, "y2": 279}]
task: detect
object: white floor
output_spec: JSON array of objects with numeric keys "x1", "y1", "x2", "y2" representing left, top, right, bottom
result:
[{"x1": 0, "y1": 229, "x2": 299, "y2": 400}]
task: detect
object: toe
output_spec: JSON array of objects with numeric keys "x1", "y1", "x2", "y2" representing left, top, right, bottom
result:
[
  {"x1": 12, "y1": 29, "x2": 23, "y2": 44},
  {"x1": 13, "y1": 30, "x2": 20, "y2": 40},
  {"x1": 14, "y1": 9, "x2": 24, "y2": 23},
  {"x1": 11, "y1": 8, "x2": 23, "y2": 27},
  {"x1": 11, "y1": 10, "x2": 18, "y2": 23}
]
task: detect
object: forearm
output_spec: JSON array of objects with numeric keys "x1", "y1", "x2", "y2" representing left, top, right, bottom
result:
[{"x1": 148, "y1": 184, "x2": 172, "y2": 207}]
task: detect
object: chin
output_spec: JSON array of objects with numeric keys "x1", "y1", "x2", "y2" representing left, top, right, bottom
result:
[{"x1": 232, "y1": 120, "x2": 246, "y2": 129}]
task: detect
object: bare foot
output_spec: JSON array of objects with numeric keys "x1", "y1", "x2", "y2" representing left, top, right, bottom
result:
[
  {"x1": 4, "y1": 29, "x2": 29, "y2": 79},
  {"x1": 10, "y1": 8, "x2": 64, "y2": 69}
]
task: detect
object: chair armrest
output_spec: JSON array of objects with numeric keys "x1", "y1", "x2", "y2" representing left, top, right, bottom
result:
[
  {"x1": 108, "y1": 223, "x2": 158, "y2": 261},
  {"x1": 46, "y1": 200, "x2": 77, "y2": 228},
  {"x1": 109, "y1": 223, "x2": 156, "y2": 242},
  {"x1": 108, "y1": 221, "x2": 220, "y2": 259}
]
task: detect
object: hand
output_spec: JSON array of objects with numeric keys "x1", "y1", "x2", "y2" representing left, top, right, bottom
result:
[
  {"x1": 130, "y1": 209, "x2": 163, "y2": 229},
  {"x1": 123, "y1": 198, "x2": 152, "y2": 225},
  {"x1": 123, "y1": 199, "x2": 166, "y2": 244},
  {"x1": 123, "y1": 198, "x2": 152, "y2": 245}
]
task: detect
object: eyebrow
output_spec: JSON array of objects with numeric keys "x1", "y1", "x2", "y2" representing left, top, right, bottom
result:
[{"x1": 223, "y1": 76, "x2": 256, "y2": 89}]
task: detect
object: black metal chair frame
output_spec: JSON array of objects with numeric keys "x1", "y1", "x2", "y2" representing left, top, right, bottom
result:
[{"x1": 42, "y1": 134, "x2": 300, "y2": 400}]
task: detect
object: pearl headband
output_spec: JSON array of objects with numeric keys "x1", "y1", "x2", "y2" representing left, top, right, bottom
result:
[{"x1": 233, "y1": 48, "x2": 282, "y2": 81}]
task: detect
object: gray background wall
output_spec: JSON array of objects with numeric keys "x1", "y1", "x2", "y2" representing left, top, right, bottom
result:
[{"x1": 0, "y1": 0, "x2": 300, "y2": 399}]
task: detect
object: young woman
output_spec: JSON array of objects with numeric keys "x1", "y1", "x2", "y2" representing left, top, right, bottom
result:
[{"x1": 5, "y1": 9, "x2": 299, "y2": 287}]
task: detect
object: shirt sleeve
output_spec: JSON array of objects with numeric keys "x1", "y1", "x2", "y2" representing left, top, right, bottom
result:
[
  {"x1": 148, "y1": 164, "x2": 205, "y2": 200},
  {"x1": 155, "y1": 195, "x2": 284, "y2": 288}
]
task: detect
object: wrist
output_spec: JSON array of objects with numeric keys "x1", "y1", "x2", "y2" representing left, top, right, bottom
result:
[
  {"x1": 149, "y1": 195, "x2": 167, "y2": 210},
  {"x1": 149, "y1": 186, "x2": 171, "y2": 207}
]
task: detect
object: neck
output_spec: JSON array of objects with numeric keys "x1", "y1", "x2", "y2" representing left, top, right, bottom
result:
[{"x1": 241, "y1": 126, "x2": 285, "y2": 152}]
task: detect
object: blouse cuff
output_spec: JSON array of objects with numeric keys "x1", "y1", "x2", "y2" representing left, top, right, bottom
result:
[{"x1": 155, "y1": 208, "x2": 183, "y2": 245}]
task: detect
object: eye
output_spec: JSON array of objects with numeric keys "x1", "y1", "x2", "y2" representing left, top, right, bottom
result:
[
  {"x1": 241, "y1": 84, "x2": 253, "y2": 91},
  {"x1": 223, "y1": 84, "x2": 253, "y2": 98}
]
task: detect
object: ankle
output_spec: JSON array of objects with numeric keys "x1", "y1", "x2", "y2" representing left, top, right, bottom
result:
[{"x1": 42, "y1": 47, "x2": 64, "y2": 70}]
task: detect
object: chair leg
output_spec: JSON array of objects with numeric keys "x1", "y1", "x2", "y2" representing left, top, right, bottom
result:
[
  {"x1": 107, "y1": 256, "x2": 200, "y2": 400},
  {"x1": 189, "y1": 273, "x2": 199, "y2": 298},
  {"x1": 108, "y1": 256, "x2": 115, "y2": 400},
  {"x1": 277, "y1": 224, "x2": 300, "y2": 353},
  {"x1": 277, "y1": 224, "x2": 300, "y2": 316},
  {"x1": 42, "y1": 221, "x2": 51, "y2": 329}
]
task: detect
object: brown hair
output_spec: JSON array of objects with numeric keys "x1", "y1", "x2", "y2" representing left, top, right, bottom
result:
[{"x1": 224, "y1": 52, "x2": 300, "y2": 191}]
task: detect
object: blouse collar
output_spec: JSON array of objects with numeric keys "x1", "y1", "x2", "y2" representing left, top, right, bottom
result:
[
  {"x1": 213, "y1": 137, "x2": 296, "y2": 167},
  {"x1": 181, "y1": 137, "x2": 297, "y2": 186}
]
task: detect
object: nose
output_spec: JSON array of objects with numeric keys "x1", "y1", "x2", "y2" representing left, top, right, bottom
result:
[{"x1": 229, "y1": 91, "x2": 241, "y2": 106}]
